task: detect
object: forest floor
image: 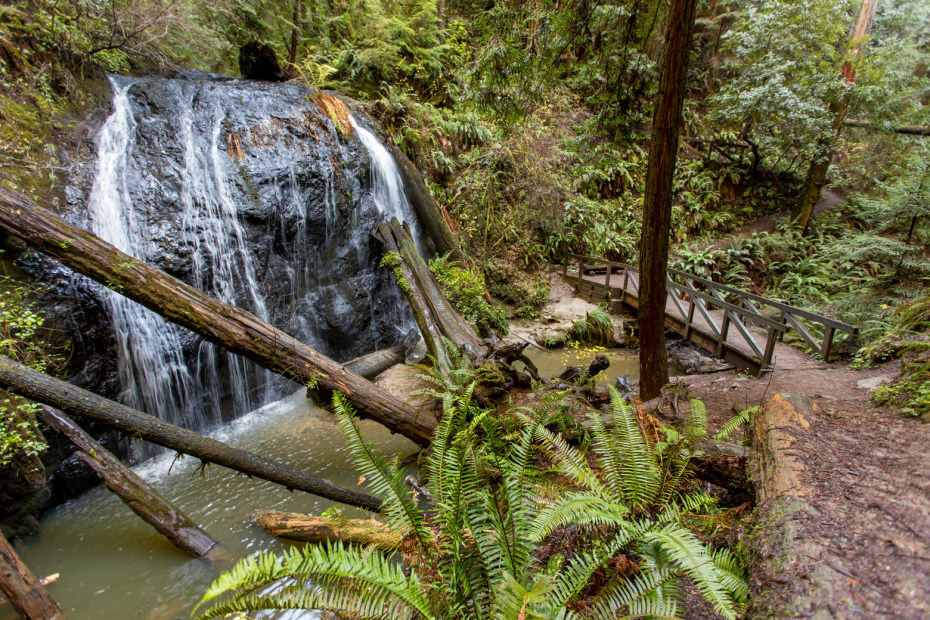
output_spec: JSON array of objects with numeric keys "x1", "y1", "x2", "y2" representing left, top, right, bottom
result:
[{"x1": 664, "y1": 357, "x2": 929, "y2": 618}]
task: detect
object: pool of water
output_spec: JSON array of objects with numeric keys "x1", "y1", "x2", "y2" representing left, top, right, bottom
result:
[
  {"x1": 2, "y1": 390, "x2": 416, "y2": 620},
  {"x1": 522, "y1": 345, "x2": 640, "y2": 384}
]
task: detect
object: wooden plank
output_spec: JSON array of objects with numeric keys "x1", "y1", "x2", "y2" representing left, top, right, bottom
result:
[{"x1": 784, "y1": 314, "x2": 822, "y2": 353}]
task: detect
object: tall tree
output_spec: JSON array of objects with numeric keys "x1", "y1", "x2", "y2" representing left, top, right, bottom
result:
[
  {"x1": 638, "y1": 0, "x2": 698, "y2": 400},
  {"x1": 791, "y1": 0, "x2": 879, "y2": 231}
]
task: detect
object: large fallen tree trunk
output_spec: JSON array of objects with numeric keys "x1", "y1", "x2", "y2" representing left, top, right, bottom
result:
[
  {"x1": 307, "y1": 342, "x2": 410, "y2": 404},
  {"x1": 0, "y1": 532, "x2": 62, "y2": 620},
  {"x1": 251, "y1": 510, "x2": 400, "y2": 550},
  {"x1": 374, "y1": 217, "x2": 482, "y2": 371},
  {"x1": 0, "y1": 356, "x2": 383, "y2": 513},
  {"x1": 0, "y1": 188, "x2": 433, "y2": 446},
  {"x1": 37, "y1": 406, "x2": 221, "y2": 558}
]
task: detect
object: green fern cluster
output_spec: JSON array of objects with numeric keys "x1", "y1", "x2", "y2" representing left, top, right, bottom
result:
[{"x1": 195, "y1": 388, "x2": 746, "y2": 619}]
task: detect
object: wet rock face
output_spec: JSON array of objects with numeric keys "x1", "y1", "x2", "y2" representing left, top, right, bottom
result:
[{"x1": 64, "y1": 75, "x2": 410, "y2": 401}]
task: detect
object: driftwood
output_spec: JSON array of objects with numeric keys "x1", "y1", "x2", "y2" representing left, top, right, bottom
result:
[
  {"x1": 37, "y1": 406, "x2": 221, "y2": 558},
  {"x1": 557, "y1": 354, "x2": 611, "y2": 384},
  {"x1": 0, "y1": 532, "x2": 62, "y2": 620},
  {"x1": 0, "y1": 356, "x2": 383, "y2": 513},
  {"x1": 0, "y1": 188, "x2": 433, "y2": 446},
  {"x1": 252, "y1": 510, "x2": 401, "y2": 550}
]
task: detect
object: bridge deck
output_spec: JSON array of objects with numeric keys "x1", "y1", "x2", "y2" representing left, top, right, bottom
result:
[{"x1": 562, "y1": 256, "x2": 855, "y2": 374}]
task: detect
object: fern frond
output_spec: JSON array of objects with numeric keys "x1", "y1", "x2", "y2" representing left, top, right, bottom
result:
[
  {"x1": 605, "y1": 387, "x2": 661, "y2": 506},
  {"x1": 646, "y1": 525, "x2": 737, "y2": 620},
  {"x1": 712, "y1": 547, "x2": 749, "y2": 604},
  {"x1": 332, "y1": 393, "x2": 432, "y2": 548},
  {"x1": 534, "y1": 425, "x2": 605, "y2": 495},
  {"x1": 194, "y1": 543, "x2": 434, "y2": 620},
  {"x1": 713, "y1": 405, "x2": 757, "y2": 441},
  {"x1": 530, "y1": 492, "x2": 631, "y2": 542}
]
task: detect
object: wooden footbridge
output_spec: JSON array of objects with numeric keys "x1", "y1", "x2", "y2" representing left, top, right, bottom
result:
[{"x1": 563, "y1": 253, "x2": 858, "y2": 375}]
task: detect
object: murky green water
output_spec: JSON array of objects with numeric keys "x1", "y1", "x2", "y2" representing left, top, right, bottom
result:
[
  {"x1": 2, "y1": 390, "x2": 416, "y2": 620},
  {"x1": 522, "y1": 345, "x2": 641, "y2": 384}
]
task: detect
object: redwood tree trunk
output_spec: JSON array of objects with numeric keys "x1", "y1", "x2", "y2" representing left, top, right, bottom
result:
[
  {"x1": 790, "y1": 0, "x2": 878, "y2": 231},
  {"x1": 0, "y1": 187, "x2": 433, "y2": 446},
  {"x1": 638, "y1": 0, "x2": 698, "y2": 400}
]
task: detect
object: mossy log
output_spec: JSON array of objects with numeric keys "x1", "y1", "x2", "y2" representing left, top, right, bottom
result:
[
  {"x1": 374, "y1": 217, "x2": 481, "y2": 371},
  {"x1": 252, "y1": 510, "x2": 401, "y2": 550},
  {"x1": 0, "y1": 356, "x2": 383, "y2": 513},
  {"x1": 307, "y1": 343, "x2": 408, "y2": 404},
  {"x1": 37, "y1": 406, "x2": 221, "y2": 558},
  {"x1": 0, "y1": 531, "x2": 62, "y2": 619},
  {"x1": 0, "y1": 188, "x2": 433, "y2": 446}
]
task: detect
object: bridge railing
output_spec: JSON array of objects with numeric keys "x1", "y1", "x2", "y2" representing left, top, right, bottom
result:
[{"x1": 562, "y1": 253, "x2": 858, "y2": 368}]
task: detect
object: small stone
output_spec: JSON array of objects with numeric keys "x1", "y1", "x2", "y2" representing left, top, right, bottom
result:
[{"x1": 856, "y1": 376, "x2": 891, "y2": 391}]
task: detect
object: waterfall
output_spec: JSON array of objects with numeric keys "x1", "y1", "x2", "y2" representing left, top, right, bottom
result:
[
  {"x1": 350, "y1": 116, "x2": 425, "y2": 251},
  {"x1": 85, "y1": 80, "x2": 199, "y2": 431},
  {"x1": 82, "y1": 76, "x2": 418, "y2": 441}
]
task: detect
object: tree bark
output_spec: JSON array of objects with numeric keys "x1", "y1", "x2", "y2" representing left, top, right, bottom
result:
[
  {"x1": 36, "y1": 406, "x2": 221, "y2": 558},
  {"x1": 790, "y1": 0, "x2": 879, "y2": 231},
  {"x1": 0, "y1": 532, "x2": 62, "y2": 620},
  {"x1": 251, "y1": 510, "x2": 401, "y2": 550},
  {"x1": 0, "y1": 356, "x2": 384, "y2": 513},
  {"x1": 0, "y1": 187, "x2": 433, "y2": 446},
  {"x1": 307, "y1": 342, "x2": 408, "y2": 404},
  {"x1": 637, "y1": 0, "x2": 698, "y2": 400}
]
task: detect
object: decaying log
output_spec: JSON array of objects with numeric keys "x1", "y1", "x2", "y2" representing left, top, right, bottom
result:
[
  {"x1": 37, "y1": 406, "x2": 221, "y2": 558},
  {"x1": 307, "y1": 340, "x2": 409, "y2": 404},
  {"x1": 252, "y1": 510, "x2": 401, "y2": 550},
  {"x1": 375, "y1": 217, "x2": 481, "y2": 374},
  {"x1": 0, "y1": 188, "x2": 433, "y2": 446},
  {"x1": 0, "y1": 356, "x2": 383, "y2": 513},
  {"x1": 844, "y1": 119, "x2": 930, "y2": 136},
  {"x1": 0, "y1": 574, "x2": 59, "y2": 607},
  {"x1": 0, "y1": 532, "x2": 62, "y2": 620},
  {"x1": 746, "y1": 393, "x2": 835, "y2": 618}
]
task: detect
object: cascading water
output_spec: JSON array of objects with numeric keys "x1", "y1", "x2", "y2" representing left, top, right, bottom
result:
[
  {"x1": 85, "y1": 81, "x2": 198, "y2": 431},
  {"x1": 81, "y1": 75, "x2": 421, "y2": 441}
]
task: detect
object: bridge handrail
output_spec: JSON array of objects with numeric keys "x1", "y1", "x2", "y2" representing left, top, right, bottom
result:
[{"x1": 564, "y1": 253, "x2": 858, "y2": 334}]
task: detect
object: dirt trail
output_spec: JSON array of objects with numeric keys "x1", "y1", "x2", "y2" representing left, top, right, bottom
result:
[
  {"x1": 701, "y1": 188, "x2": 845, "y2": 252},
  {"x1": 676, "y1": 362, "x2": 930, "y2": 618}
]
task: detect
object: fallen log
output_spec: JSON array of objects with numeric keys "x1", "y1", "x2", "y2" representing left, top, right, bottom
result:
[
  {"x1": 375, "y1": 219, "x2": 452, "y2": 372},
  {"x1": 0, "y1": 356, "x2": 383, "y2": 513},
  {"x1": 37, "y1": 406, "x2": 221, "y2": 558},
  {"x1": 0, "y1": 188, "x2": 433, "y2": 446},
  {"x1": 377, "y1": 218, "x2": 482, "y2": 353},
  {"x1": 386, "y1": 141, "x2": 464, "y2": 262},
  {"x1": 307, "y1": 341, "x2": 408, "y2": 404},
  {"x1": 0, "y1": 532, "x2": 62, "y2": 620},
  {"x1": 844, "y1": 119, "x2": 930, "y2": 136},
  {"x1": 252, "y1": 510, "x2": 401, "y2": 550},
  {"x1": 0, "y1": 574, "x2": 59, "y2": 607}
]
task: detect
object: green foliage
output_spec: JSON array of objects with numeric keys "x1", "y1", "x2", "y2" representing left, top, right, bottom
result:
[
  {"x1": 570, "y1": 309, "x2": 613, "y2": 346},
  {"x1": 0, "y1": 276, "x2": 67, "y2": 466},
  {"x1": 379, "y1": 251, "x2": 410, "y2": 293},
  {"x1": 714, "y1": 406, "x2": 758, "y2": 442},
  {"x1": 198, "y1": 382, "x2": 745, "y2": 619},
  {"x1": 429, "y1": 252, "x2": 508, "y2": 336}
]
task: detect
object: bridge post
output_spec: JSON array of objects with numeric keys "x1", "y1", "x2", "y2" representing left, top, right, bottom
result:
[
  {"x1": 762, "y1": 325, "x2": 777, "y2": 370},
  {"x1": 716, "y1": 312, "x2": 731, "y2": 356},
  {"x1": 821, "y1": 325, "x2": 836, "y2": 361},
  {"x1": 604, "y1": 264, "x2": 611, "y2": 288},
  {"x1": 686, "y1": 299, "x2": 696, "y2": 338}
]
